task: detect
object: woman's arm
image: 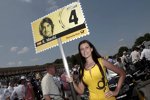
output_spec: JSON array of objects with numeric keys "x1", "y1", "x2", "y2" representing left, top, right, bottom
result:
[
  {"x1": 66, "y1": 76, "x2": 85, "y2": 95},
  {"x1": 102, "y1": 58, "x2": 126, "y2": 97},
  {"x1": 73, "y1": 81, "x2": 85, "y2": 95}
]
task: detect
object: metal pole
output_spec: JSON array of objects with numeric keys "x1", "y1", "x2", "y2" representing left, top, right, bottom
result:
[
  {"x1": 57, "y1": 38, "x2": 70, "y2": 77},
  {"x1": 57, "y1": 38, "x2": 77, "y2": 100}
]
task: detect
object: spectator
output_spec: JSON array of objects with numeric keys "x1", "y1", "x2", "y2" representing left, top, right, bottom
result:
[
  {"x1": 32, "y1": 73, "x2": 43, "y2": 100},
  {"x1": 130, "y1": 47, "x2": 141, "y2": 64},
  {"x1": 1, "y1": 86, "x2": 11, "y2": 100},
  {"x1": 130, "y1": 47, "x2": 141, "y2": 70},
  {"x1": 140, "y1": 45, "x2": 150, "y2": 61},
  {"x1": 25, "y1": 78, "x2": 35, "y2": 100},
  {"x1": 121, "y1": 51, "x2": 129, "y2": 69},
  {"x1": 41, "y1": 64, "x2": 63, "y2": 100},
  {"x1": 114, "y1": 57, "x2": 126, "y2": 71},
  {"x1": 1, "y1": 81, "x2": 15, "y2": 100},
  {"x1": 7, "y1": 81, "x2": 14, "y2": 95},
  {"x1": 10, "y1": 76, "x2": 26, "y2": 100}
]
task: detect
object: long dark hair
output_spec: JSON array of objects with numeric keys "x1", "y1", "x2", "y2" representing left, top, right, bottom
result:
[{"x1": 78, "y1": 40, "x2": 105, "y2": 83}]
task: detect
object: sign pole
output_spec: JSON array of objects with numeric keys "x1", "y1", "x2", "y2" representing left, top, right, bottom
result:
[{"x1": 57, "y1": 38, "x2": 77, "y2": 100}]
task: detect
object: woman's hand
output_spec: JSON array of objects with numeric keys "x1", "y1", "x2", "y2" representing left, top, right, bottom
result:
[
  {"x1": 65, "y1": 75, "x2": 74, "y2": 83},
  {"x1": 105, "y1": 90, "x2": 119, "y2": 98},
  {"x1": 66, "y1": 75, "x2": 85, "y2": 95}
]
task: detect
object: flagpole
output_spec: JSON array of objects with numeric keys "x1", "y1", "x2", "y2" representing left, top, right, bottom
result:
[{"x1": 57, "y1": 38, "x2": 77, "y2": 100}]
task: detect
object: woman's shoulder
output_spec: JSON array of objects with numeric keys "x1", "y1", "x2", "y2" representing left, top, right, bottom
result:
[
  {"x1": 98, "y1": 57, "x2": 107, "y2": 68},
  {"x1": 98, "y1": 57, "x2": 104, "y2": 62}
]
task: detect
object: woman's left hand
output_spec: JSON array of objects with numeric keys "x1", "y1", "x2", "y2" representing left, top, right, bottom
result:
[{"x1": 105, "y1": 90, "x2": 119, "y2": 98}]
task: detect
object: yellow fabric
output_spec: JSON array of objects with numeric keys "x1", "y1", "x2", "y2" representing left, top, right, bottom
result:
[{"x1": 83, "y1": 58, "x2": 116, "y2": 100}]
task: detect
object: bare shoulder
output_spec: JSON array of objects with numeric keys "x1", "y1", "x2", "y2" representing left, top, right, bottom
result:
[{"x1": 99, "y1": 58, "x2": 109, "y2": 65}]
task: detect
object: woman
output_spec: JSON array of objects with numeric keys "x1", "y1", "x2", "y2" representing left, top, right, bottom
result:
[
  {"x1": 25, "y1": 79, "x2": 35, "y2": 100},
  {"x1": 67, "y1": 40, "x2": 126, "y2": 100}
]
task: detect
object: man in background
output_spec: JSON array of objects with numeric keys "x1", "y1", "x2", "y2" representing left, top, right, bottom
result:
[{"x1": 41, "y1": 64, "x2": 63, "y2": 100}]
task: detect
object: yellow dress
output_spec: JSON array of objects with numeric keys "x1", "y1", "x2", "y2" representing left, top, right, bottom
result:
[{"x1": 83, "y1": 58, "x2": 116, "y2": 100}]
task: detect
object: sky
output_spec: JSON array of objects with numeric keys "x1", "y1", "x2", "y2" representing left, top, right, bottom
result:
[{"x1": 0, "y1": 0, "x2": 150, "y2": 68}]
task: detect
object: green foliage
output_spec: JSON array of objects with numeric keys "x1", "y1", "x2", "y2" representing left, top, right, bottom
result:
[
  {"x1": 134, "y1": 36, "x2": 145, "y2": 47},
  {"x1": 54, "y1": 58, "x2": 63, "y2": 64},
  {"x1": 144, "y1": 33, "x2": 150, "y2": 41},
  {"x1": 71, "y1": 55, "x2": 76, "y2": 65},
  {"x1": 116, "y1": 33, "x2": 150, "y2": 57},
  {"x1": 70, "y1": 54, "x2": 80, "y2": 65},
  {"x1": 53, "y1": 53, "x2": 81, "y2": 68},
  {"x1": 67, "y1": 56, "x2": 71, "y2": 63},
  {"x1": 117, "y1": 46, "x2": 129, "y2": 57},
  {"x1": 133, "y1": 33, "x2": 150, "y2": 48}
]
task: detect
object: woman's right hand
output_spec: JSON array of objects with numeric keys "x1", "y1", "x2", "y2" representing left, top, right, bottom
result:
[
  {"x1": 66, "y1": 75, "x2": 85, "y2": 95},
  {"x1": 65, "y1": 75, "x2": 74, "y2": 83}
]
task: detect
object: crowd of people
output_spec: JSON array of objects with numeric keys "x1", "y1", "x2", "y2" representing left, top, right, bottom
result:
[
  {"x1": 106, "y1": 44, "x2": 150, "y2": 74},
  {"x1": 0, "y1": 40, "x2": 150, "y2": 100},
  {"x1": 0, "y1": 65, "x2": 79, "y2": 100},
  {"x1": 0, "y1": 73, "x2": 43, "y2": 100}
]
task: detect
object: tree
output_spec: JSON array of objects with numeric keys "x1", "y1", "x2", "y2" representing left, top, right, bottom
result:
[
  {"x1": 144, "y1": 33, "x2": 150, "y2": 41},
  {"x1": 117, "y1": 46, "x2": 129, "y2": 57},
  {"x1": 67, "y1": 56, "x2": 71, "y2": 64},
  {"x1": 134, "y1": 36, "x2": 145, "y2": 47},
  {"x1": 70, "y1": 55, "x2": 76, "y2": 65},
  {"x1": 70, "y1": 54, "x2": 81, "y2": 65},
  {"x1": 74, "y1": 53, "x2": 81, "y2": 65},
  {"x1": 54, "y1": 58, "x2": 63, "y2": 64},
  {"x1": 133, "y1": 33, "x2": 150, "y2": 48}
]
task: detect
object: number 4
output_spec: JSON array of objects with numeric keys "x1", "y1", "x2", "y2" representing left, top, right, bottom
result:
[{"x1": 69, "y1": 10, "x2": 78, "y2": 24}]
